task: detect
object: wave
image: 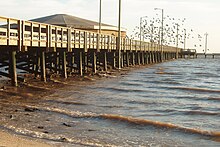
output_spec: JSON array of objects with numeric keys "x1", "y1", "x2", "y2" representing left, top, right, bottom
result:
[
  {"x1": 2, "y1": 125, "x2": 116, "y2": 147},
  {"x1": 104, "y1": 87, "x2": 147, "y2": 93},
  {"x1": 2, "y1": 103, "x2": 220, "y2": 140},
  {"x1": 120, "y1": 82, "x2": 144, "y2": 87},
  {"x1": 208, "y1": 97, "x2": 220, "y2": 101},
  {"x1": 44, "y1": 100, "x2": 88, "y2": 106},
  {"x1": 192, "y1": 72, "x2": 219, "y2": 78},
  {"x1": 184, "y1": 111, "x2": 220, "y2": 116},
  {"x1": 20, "y1": 105, "x2": 220, "y2": 139},
  {"x1": 155, "y1": 71, "x2": 180, "y2": 75},
  {"x1": 99, "y1": 114, "x2": 220, "y2": 138},
  {"x1": 169, "y1": 87, "x2": 220, "y2": 93}
]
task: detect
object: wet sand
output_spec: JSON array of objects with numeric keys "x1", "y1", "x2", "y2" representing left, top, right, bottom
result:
[
  {"x1": 0, "y1": 65, "x2": 150, "y2": 146},
  {"x1": 0, "y1": 130, "x2": 51, "y2": 147}
]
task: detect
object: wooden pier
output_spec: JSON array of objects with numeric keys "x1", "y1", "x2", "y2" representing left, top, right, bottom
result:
[
  {"x1": 179, "y1": 49, "x2": 197, "y2": 58},
  {"x1": 196, "y1": 53, "x2": 220, "y2": 59},
  {"x1": 0, "y1": 16, "x2": 182, "y2": 86}
]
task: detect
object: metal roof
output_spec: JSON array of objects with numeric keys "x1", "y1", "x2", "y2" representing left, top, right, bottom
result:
[{"x1": 30, "y1": 14, "x2": 125, "y2": 31}]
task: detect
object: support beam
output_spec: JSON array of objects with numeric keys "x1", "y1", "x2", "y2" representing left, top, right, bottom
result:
[
  {"x1": 132, "y1": 52, "x2": 135, "y2": 65},
  {"x1": 92, "y1": 51, "x2": 97, "y2": 74},
  {"x1": 126, "y1": 52, "x2": 130, "y2": 67},
  {"x1": 103, "y1": 51, "x2": 107, "y2": 71},
  {"x1": 35, "y1": 51, "x2": 40, "y2": 78},
  {"x1": 40, "y1": 50, "x2": 46, "y2": 82},
  {"x1": 79, "y1": 51, "x2": 83, "y2": 76},
  {"x1": 61, "y1": 50, "x2": 67, "y2": 79},
  {"x1": 9, "y1": 50, "x2": 18, "y2": 86},
  {"x1": 112, "y1": 52, "x2": 116, "y2": 69}
]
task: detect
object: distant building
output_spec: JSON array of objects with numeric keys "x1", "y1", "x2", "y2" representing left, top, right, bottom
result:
[{"x1": 30, "y1": 14, "x2": 127, "y2": 37}]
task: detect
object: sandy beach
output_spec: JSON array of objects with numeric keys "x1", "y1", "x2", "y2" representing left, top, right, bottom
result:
[
  {"x1": 0, "y1": 130, "x2": 51, "y2": 147},
  {"x1": 0, "y1": 67, "x2": 139, "y2": 147}
]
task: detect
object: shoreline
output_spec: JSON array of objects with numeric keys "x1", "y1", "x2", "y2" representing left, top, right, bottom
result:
[
  {"x1": 0, "y1": 129, "x2": 51, "y2": 147},
  {"x1": 0, "y1": 64, "x2": 154, "y2": 146}
]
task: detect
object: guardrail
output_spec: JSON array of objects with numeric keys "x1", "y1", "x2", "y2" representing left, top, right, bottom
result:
[{"x1": 0, "y1": 15, "x2": 181, "y2": 53}]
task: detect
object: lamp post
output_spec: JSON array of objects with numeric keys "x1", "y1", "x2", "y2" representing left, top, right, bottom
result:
[
  {"x1": 99, "y1": 0, "x2": 102, "y2": 34},
  {"x1": 140, "y1": 16, "x2": 148, "y2": 50},
  {"x1": 175, "y1": 23, "x2": 179, "y2": 59},
  {"x1": 154, "y1": 8, "x2": 164, "y2": 60},
  {"x1": 183, "y1": 29, "x2": 186, "y2": 50},
  {"x1": 117, "y1": 0, "x2": 122, "y2": 69},
  {"x1": 175, "y1": 23, "x2": 179, "y2": 48},
  {"x1": 154, "y1": 8, "x2": 164, "y2": 47},
  {"x1": 204, "y1": 32, "x2": 208, "y2": 54}
]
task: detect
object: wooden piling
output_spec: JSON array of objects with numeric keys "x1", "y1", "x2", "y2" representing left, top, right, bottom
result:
[
  {"x1": 79, "y1": 51, "x2": 83, "y2": 76},
  {"x1": 103, "y1": 51, "x2": 107, "y2": 71},
  {"x1": 9, "y1": 50, "x2": 18, "y2": 86},
  {"x1": 40, "y1": 50, "x2": 46, "y2": 82},
  {"x1": 126, "y1": 51, "x2": 130, "y2": 67},
  {"x1": 92, "y1": 51, "x2": 97, "y2": 74},
  {"x1": 61, "y1": 50, "x2": 67, "y2": 78}
]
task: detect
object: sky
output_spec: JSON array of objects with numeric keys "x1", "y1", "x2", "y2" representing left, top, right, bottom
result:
[{"x1": 1, "y1": 0, "x2": 220, "y2": 53}]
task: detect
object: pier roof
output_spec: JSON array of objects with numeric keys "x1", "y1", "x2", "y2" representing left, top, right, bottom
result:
[{"x1": 30, "y1": 14, "x2": 126, "y2": 32}]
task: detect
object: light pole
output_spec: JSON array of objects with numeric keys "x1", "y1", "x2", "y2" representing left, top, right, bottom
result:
[
  {"x1": 99, "y1": 0, "x2": 102, "y2": 34},
  {"x1": 140, "y1": 16, "x2": 148, "y2": 50},
  {"x1": 175, "y1": 23, "x2": 179, "y2": 59},
  {"x1": 154, "y1": 8, "x2": 164, "y2": 60},
  {"x1": 117, "y1": 0, "x2": 122, "y2": 69},
  {"x1": 175, "y1": 23, "x2": 179, "y2": 48},
  {"x1": 154, "y1": 8, "x2": 164, "y2": 47},
  {"x1": 204, "y1": 33, "x2": 208, "y2": 54},
  {"x1": 183, "y1": 29, "x2": 186, "y2": 50},
  {"x1": 140, "y1": 16, "x2": 148, "y2": 41}
]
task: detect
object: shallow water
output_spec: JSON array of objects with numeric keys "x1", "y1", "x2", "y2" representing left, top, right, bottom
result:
[{"x1": 0, "y1": 58, "x2": 220, "y2": 146}]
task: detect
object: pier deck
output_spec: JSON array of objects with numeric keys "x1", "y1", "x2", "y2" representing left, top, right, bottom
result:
[{"x1": 0, "y1": 16, "x2": 182, "y2": 86}]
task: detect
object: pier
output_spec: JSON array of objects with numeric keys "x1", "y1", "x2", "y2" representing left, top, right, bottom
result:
[
  {"x1": 196, "y1": 53, "x2": 220, "y2": 59},
  {"x1": 0, "y1": 15, "x2": 182, "y2": 86},
  {"x1": 179, "y1": 49, "x2": 197, "y2": 58}
]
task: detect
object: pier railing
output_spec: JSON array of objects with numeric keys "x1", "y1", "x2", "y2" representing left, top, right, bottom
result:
[{"x1": 0, "y1": 16, "x2": 181, "y2": 53}]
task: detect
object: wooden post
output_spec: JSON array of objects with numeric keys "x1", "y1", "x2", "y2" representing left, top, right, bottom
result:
[
  {"x1": 152, "y1": 52, "x2": 155, "y2": 63},
  {"x1": 112, "y1": 52, "x2": 116, "y2": 69},
  {"x1": 56, "y1": 52, "x2": 60, "y2": 74},
  {"x1": 46, "y1": 25, "x2": 51, "y2": 51},
  {"x1": 103, "y1": 51, "x2": 107, "y2": 71},
  {"x1": 132, "y1": 52, "x2": 135, "y2": 65},
  {"x1": 141, "y1": 52, "x2": 145, "y2": 65},
  {"x1": 40, "y1": 50, "x2": 46, "y2": 82},
  {"x1": 145, "y1": 52, "x2": 149, "y2": 64},
  {"x1": 97, "y1": 34, "x2": 100, "y2": 52},
  {"x1": 79, "y1": 51, "x2": 83, "y2": 76},
  {"x1": 38, "y1": 24, "x2": 41, "y2": 47},
  {"x1": 35, "y1": 51, "x2": 40, "y2": 78},
  {"x1": 126, "y1": 51, "x2": 129, "y2": 67},
  {"x1": 67, "y1": 28, "x2": 71, "y2": 52},
  {"x1": 155, "y1": 52, "x2": 158, "y2": 63},
  {"x1": 70, "y1": 52, "x2": 75, "y2": 72},
  {"x1": 7, "y1": 19, "x2": 10, "y2": 46},
  {"x1": 116, "y1": 37, "x2": 121, "y2": 69},
  {"x1": 137, "y1": 52, "x2": 141, "y2": 65},
  {"x1": 9, "y1": 50, "x2": 18, "y2": 86},
  {"x1": 31, "y1": 22, "x2": 33, "y2": 47},
  {"x1": 92, "y1": 51, "x2": 97, "y2": 74},
  {"x1": 18, "y1": 20, "x2": 22, "y2": 51},
  {"x1": 150, "y1": 52, "x2": 152, "y2": 63},
  {"x1": 61, "y1": 50, "x2": 67, "y2": 78},
  {"x1": 121, "y1": 51, "x2": 124, "y2": 68}
]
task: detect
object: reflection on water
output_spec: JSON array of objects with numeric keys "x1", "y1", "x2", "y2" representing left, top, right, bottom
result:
[{"x1": 0, "y1": 58, "x2": 220, "y2": 146}]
